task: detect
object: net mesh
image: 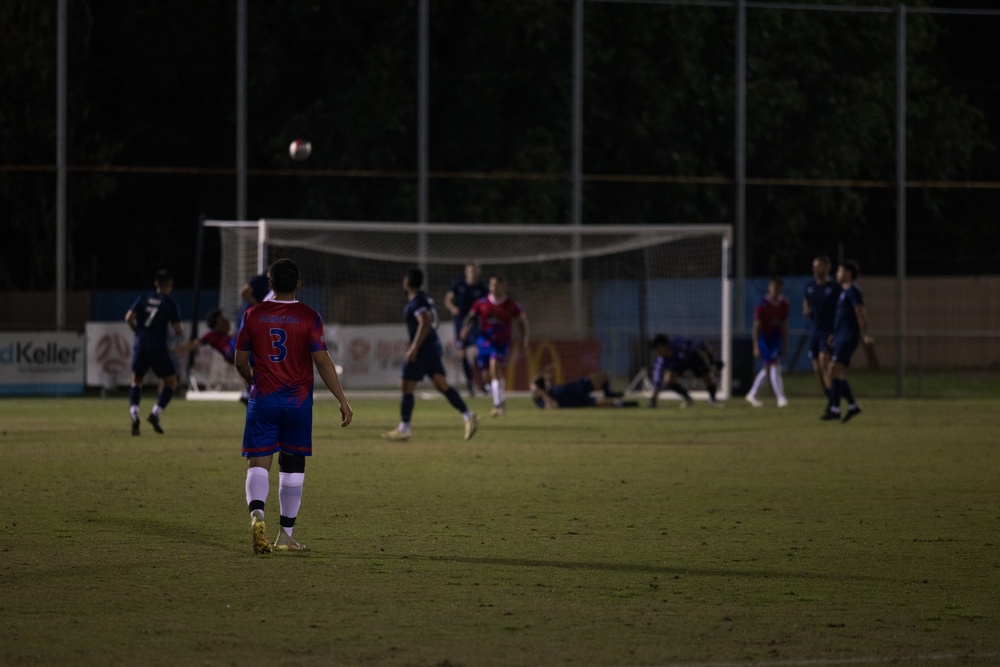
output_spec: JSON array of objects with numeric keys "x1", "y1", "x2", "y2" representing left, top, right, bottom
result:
[{"x1": 205, "y1": 220, "x2": 731, "y2": 395}]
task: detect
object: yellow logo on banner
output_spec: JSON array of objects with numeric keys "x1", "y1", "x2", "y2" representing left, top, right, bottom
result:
[{"x1": 508, "y1": 340, "x2": 564, "y2": 387}]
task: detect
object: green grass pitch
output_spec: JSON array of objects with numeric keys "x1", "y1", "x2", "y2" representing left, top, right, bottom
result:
[{"x1": 2, "y1": 378, "x2": 999, "y2": 666}]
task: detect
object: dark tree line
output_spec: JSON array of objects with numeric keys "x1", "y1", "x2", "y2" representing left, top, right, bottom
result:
[{"x1": 1, "y1": 0, "x2": 997, "y2": 291}]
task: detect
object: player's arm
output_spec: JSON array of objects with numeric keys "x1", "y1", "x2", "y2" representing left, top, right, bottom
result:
[
  {"x1": 407, "y1": 310, "x2": 432, "y2": 362},
  {"x1": 855, "y1": 303, "x2": 874, "y2": 345},
  {"x1": 517, "y1": 312, "x2": 529, "y2": 349},
  {"x1": 459, "y1": 308, "x2": 476, "y2": 340},
  {"x1": 172, "y1": 338, "x2": 202, "y2": 355},
  {"x1": 802, "y1": 295, "x2": 812, "y2": 319},
  {"x1": 444, "y1": 290, "x2": 460, "y2": 316},
  {"x1": 780, "y1": 317, "x2": 789, "y2": 357},
  {"x1": 124, "y1": 309, "x2": 137, "y2": 331},
  {"x1": 531, "y1": 381, "x2": 558, "y2": 410},
  {"x1": 240, "y1": 282, "x2": 260, "y2": 305},
  {"x1": 234, "y1": 350, "x2": 253, "y2": 385},
  {"x1": 313, "y1": 350, "x2": 353, "y2": 427}
]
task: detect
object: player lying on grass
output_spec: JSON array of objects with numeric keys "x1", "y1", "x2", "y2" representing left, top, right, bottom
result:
[{"x1": 532, "y1": 366, "x2": 638, "y2": 409}]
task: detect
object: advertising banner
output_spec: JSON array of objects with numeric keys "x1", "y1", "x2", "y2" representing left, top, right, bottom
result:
[{"x1": 0, "y1": 331, "x2": 86, "y2": 396}]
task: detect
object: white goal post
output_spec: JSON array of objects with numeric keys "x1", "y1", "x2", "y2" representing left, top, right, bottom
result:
[{"x1": 196, "y1": 219, "x2": 732, "y2": 399}]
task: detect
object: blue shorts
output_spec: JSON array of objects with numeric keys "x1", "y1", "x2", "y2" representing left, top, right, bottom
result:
[
  {"x1": 807, "y1": 329, "x2": 832, "y2": 360},
  {"x1": 756, "y1": 333, "x2": 783, "y2": 364},
  {"x1": 830, "y1": 335, "x2": 860, "y2": 368},
  {"x1": 549, "y1": 378, "x2": 597, "y2": 408},
  {"x1": 132, "y1": 346, "x2": 177, "y2": 379},
  {"x1": 242, "y1": 400, "x2": 313, "y2": 458},
  {"x1": 476, "y1": 338, "x2": 511, "y2": 369},
  {"x1": 401, "y1": 347, "x2": 447, "y2": 382}
]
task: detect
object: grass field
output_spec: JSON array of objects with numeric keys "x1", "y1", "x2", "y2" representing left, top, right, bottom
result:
[{"x1": 3, "y1": 374, "x2": 1000, "y2": 666}]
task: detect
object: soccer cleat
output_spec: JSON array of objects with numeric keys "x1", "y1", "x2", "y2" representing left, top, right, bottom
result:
[
  {"x1": 381, "y1": 428, "x2": 411, "y2": 442},
  {"x1": 842, "y1": 405, "x2": 862, "y2": 423},
  {"x1": 131, "y1": 416, "x2": 140, "y2": 436},
  {"x1": 273, "y1": 530, "x2": 307, "y2": 552},
  {"x1": 776, "y1": 397, "x2": 789, "y2": 408},
  {"x1": 250, "y1": 511, "x2": 272, "y2": 555},
  {"x1": 147, "y1": 413, "x2": 164, "y2": 434},
  {"x1": 464, "y1": 413, "x2": 479, "y2": 441},
  {"x1": 821, "y1": 409, "x2": 841, "y2": 421},
  {"x1": 744, "y1": 395, "x2": 763, "y2": 408},
  {"x1": 490, "y1": 404, "x2": 506, "y2": 418}
]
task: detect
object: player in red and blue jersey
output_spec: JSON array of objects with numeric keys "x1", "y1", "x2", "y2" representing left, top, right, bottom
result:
[
  {"x1": 125, "y1": 269, "x2": 184, "y2": 436},
  {"x1": 445, "y1": 262, "x2": 488, "y2": 396},
  {"x1": 460, "y1": 275, "x2": 529, "y2": 417},
  {"x1": 648, "y1": 334, "x2": 723, "y2": 408},
  {"x1": 745, "y1": 275, "x2": 790, "y2": 408},
  {"x1": 803, "y1": 255, "x2": 842, "y2": 404},
  {"x1": 381, "y1": 268, "x2": 479, "y2": 442},
  {"x1": 173, "y1": 308, "x2": 252, "y2": 403},
  {"x1": 235, "y1": 258, "x2": 352, "y2": 554},
  {"x1": 822, "y1": 259, "x2": 873, "y2": 423}
]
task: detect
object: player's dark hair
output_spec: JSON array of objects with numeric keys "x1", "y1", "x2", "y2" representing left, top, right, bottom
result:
[
  {"x1": 406, "y1": 267, "x2": 424, "y2": 289},
  {"x1": 155, "y1": 269, "x2": 173, "y2": 285},
  {"x1": 268, "y1": 258, "x2": 300, "y2": 293},
  {"x1": 533, "y1": 377, "x2": 547, "y2": 390},
  {"x1": 651, "y1": 334, "x2": 670, "y2": 348},
  {"x1": 841, "y1": 259, "x2": 860, "y2": 280},
  {"x1": 205, "y1": 308, "x2": 223, "y2": 329},
  {"x1": 815, "y1": 254, "x2": 831, "y2": 265},
  {"x1": 770, "y1": 274, "x2": 784, "y2": 285}
]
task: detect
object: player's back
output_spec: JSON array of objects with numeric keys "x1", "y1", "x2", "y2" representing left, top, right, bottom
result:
[
  {"x1": 132, "y1": 291, "x2": 179, "y2": 349},
  {"x1": 237, "y1": 300, "x2": 326, "y2": 405}
]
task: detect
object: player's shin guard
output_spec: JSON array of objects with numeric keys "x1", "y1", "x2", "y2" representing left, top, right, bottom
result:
[
  {"x1": 246, "y1": 466, "x2": 269, "y2": 511},
  {"x1": 278, "y1": 471, "x2": 304, "y2": 528}
]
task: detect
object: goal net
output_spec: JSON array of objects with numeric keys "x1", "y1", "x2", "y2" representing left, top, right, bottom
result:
[{"x1": 197, "y1": 219, "x2": 731, "y2": 400}]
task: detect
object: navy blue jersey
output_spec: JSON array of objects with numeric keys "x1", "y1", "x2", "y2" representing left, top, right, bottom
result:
[
  {"x1": 651, "y1": 336, "x2": 713, "y2": 387},
  {"x1": 404, "y1": 290, "x2": 442, "y2": 355},
  {"x1": 804, "y1": 279, "x2": 841, "y2": 333},
  {"x1": 448, "y1": 277, "x2": 488, "y2": 317},
  {"x1": 833, "y1": 283, "x2": 864, "y2": 340},
  {"x1": 129, "y1": 291, "x2": 181, "y2": 350}
]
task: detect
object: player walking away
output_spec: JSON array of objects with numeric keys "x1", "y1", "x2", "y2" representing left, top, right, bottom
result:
[
  {"x1": 445, "y1": 262, "x2": 488, "y2": 397},
  {"x1": 125, "y1": 269, "x2": 184, "y2": 436},
  {"x1": 745, "y1": 275, "x2": 790, "y2": 408},
  {"x1": 803, "y1": 255, "x2": 842, "y2": 405},
  {"x1": 532, "y1": 366, "x2": 638, "y2": 409},
  {"x1": 382, "y1": 268, "x2": 479, "y2": 442},
  {"x1": 460, "y1": 274, "x2": 530, "y2": 417},
  {"x1": 235, "y1": 258, "x2": 353, "y2": 554},
  {"x1": 822, "y1": 259, "x2": 874, "y2": 423},
  {"x1": 648, "y1": 334, "x2": 724, "y2": 408}
]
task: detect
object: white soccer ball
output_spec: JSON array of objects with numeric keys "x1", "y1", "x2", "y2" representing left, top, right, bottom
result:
[{"x1": 289, "y1": 139, "x2": 312, "y2": 161}]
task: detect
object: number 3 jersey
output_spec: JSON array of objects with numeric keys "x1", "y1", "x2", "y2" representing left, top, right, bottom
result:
[{"x1": 236, "y1": 299, "x2": 327, "y2": 406}]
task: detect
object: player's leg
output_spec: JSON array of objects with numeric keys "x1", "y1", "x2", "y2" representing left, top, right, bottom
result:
[
  {"x1": 129, "y1": 352, "x2": 149, "y2": 435},
  {"x1": 662, "y1": 370, "x2": 693, "y2": 407},
  {"x1": 275, "y1": 451, "x2": 307, "y2": 551},
  {"x1": 745, "y1": 335, "x2": 771, "y2": 407},
  {"x1": 146, "y1": 350, "x2": 178, "y2": 434},
  {"x1": 243, "y1": 410, "x2": 277, "y2": 554},
  {"x1": 489, "y1": 354, "x2": 507, "y2": 416},
  {"x1": 383, "y1": 378, "x2": 418, "y2": 441},
  {"x1": 430, "y1": 372, "x2": 478, "y2": 440}
]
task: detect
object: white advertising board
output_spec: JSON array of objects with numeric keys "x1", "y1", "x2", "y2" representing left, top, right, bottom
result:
[{"x1": 0, "y1": 331, "x2": 85, "y2": 396}]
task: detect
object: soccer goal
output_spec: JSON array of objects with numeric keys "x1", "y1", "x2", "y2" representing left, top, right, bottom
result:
[{"x1": 195, "y1": 219, "x2": 732, "y2": 400}]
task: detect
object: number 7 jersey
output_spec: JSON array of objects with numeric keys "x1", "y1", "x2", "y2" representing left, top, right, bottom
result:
[{"x1": 236, "y1": 299, "x2": 328, "y2": 406}]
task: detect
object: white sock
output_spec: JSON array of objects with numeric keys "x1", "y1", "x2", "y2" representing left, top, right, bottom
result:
[
  {"x1": 245, "y1": 466, "x2": 269, "y2": 512},
  {"x1": 278, "y1": 471, "x2": 304, "y2": 529},
  {"x1": 397, "y1": 421, "x2": 410, "y2": 433},
  {"x1": 769, "y1": 365, "x2": 786, "y2": 401},
  {"x1": 130, "y1": 405, "x2": 139, "y2": 419},
  {"x1": 491, "y1": 378, "x2": 502, "y2": 406},
  {"x1": 748, "y1": 367, "x2": 768, "y2": 397}
]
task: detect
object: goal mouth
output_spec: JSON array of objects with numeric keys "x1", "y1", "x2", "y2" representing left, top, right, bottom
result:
[{"x1": 197, "y1": 219, "x2": 732, "y2": 399}]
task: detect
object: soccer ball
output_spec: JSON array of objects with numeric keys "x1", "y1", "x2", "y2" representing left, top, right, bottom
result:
[{"x1": 289, "y1": 139, "x2": 312, "y2": 160}]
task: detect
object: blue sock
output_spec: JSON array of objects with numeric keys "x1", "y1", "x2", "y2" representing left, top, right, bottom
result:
[
  {"x1": 840, "y1": 379, "x2": 856, "y2": 406},
  {"x1": 129, "y1": 385, "x2": 141, "y2": 408},
  {"x1": 830, "y1": 380, "x2": 844, "y2": 412}
]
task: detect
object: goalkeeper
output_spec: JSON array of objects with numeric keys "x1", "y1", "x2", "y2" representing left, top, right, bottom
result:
[{"x1": 648, "y1": 334, "x2": 724, "y2": 408}]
